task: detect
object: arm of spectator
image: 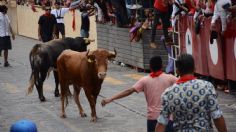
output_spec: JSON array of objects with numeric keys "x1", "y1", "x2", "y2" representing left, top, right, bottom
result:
[
  {"x1": 9, "y1": 24, "x2": 15, "y2": 40},
  {"x1": 211, "y1": 2, "x2": 220, "y2": 25},
  {"x1": 213, "y1": 116, "x2": 227, "y2": 132},
  {"x1": 190, "y1": 0, "x2": 197, "y2": 9},
  {"x1": 228, "y1": 5, "x2": 236, "y2": 14},
  {"x1": 62, "y1": 7, "x2": 70, "y2": 13},
  {"x1": 88, "y1": 8, "x2": 96, "y2": 16},
  {"x1": 52, "y1": 15, "x2": 57, "y2": 38},
  {"x1": 38, "y1": 24, "x2": 42, "y2": 41}
]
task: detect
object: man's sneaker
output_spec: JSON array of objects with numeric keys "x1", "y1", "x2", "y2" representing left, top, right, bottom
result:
[
  {"x1": 150, "y1": 42, "x2": 158, "y2": 49},
  {"x1": 4, "y1": 62, "x2": 10, "y2": 67}
]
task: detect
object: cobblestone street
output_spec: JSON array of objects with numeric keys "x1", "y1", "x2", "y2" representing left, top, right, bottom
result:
[{"x1": 0, "y1": 36, "x2": 236, "y2": 131}]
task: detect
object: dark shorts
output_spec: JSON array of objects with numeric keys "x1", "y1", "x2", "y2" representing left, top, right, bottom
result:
[
  {"x1": 147, "y1": 120, "x2": 157, "y2": 132},
  {"x1": 55, "y1": 23, "x2": 65, "y2": 36},
  {"x1": 0, "y1": 36, "x2": 12, "y2": 50},
  {"x1": 41, "y1": 34, "x2": 53, "y2": 43},
  {"x1": 80, "y1": 29, "x2": 89, "y2": 38}
]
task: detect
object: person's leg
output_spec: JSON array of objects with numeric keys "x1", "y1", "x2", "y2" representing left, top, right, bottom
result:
[
  {"x1": 55, "y1": 24, "x2": 60, "y2": 39},
  {"x1": 60, "y1": 23, "x2": 66, "y2": 39},
  {"x1": 151, "y1": 9, "x2": 161, "y2": 48},
  {"x1": 165, "y1": 120, "x2": 174, "y2": 132},
  {"x1": 3, "y1": 50, "x2": 9, "y2": 66},
  {"x1": 147, "y1": 119, "x2": 157, "y2": 132},
  {"x1": 3, "y1": 36, "x2": 12, "y2": 67},
  {"x1": 160, "y1": 11, "x2": 173, "y2": 45},
  {"x1": 95, "y1": 0, "x2": 110, "y2": 22}
]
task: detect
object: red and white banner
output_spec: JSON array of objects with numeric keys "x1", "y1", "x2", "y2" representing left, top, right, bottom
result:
[
  {"x1": 203, "y1": 19, "x2": 225, "y2": 80},
  {"x1": 179, "y1": 16, "x2": 209, "y2": 76},
  {"x1": 225, "y1": 21, "x2": 236, "y2": 81},
  {"x1": 178, "y1": 16, "x2": 236, "y2": 81}
]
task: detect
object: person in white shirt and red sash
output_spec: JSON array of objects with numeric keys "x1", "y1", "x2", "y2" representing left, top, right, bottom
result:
[{"x1": 51, "y1": 2, "x2": 70, "y2": 39}]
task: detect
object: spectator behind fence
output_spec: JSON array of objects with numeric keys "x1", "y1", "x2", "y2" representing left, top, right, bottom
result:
[
  {"x1": 94, "y1": 2, "x2": 103, "y2": 23},
  {"x1": 102, "y1": 56, "x2": 177, "y2": 132},
  {"x1": 80, "y1": 4, "x2": 95, "y2": 38},
  {"x1": 211, "y1": 0, "x2": 232, "y2": 34},
  {"x1": 150, "y1": 0, "x2": 173, "y2": 49},
  {"x1": 38, "y1": 6, "x2": 57, "y2": 42},
  {"x1": 155, "y1": 54, "x2": 227, "y2": 132},
  {"x1": 110, "y1": 0, "x2": 130, "y2": 27},
  {"x1": 0, "y1": 5, "x2": 15, "y2": 67},
  {"x1": 51, "y1": 2, "x2": 70, "y2": 39}
]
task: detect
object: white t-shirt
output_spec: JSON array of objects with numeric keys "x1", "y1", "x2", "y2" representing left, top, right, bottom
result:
[
  {"x1": 0, "y1": 12, "x2": 10, "y2": 37},
  {"x1": 51, "y1": 8, "x2": 70, "y2": 24},
  {"x1": 211, "y1": 0, "x2": 232, "y2": 31}
]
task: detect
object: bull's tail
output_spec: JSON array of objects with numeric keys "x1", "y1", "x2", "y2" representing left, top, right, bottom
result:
[
  {"x1": 46, "y1": 67, "x2": 54, "y2": 79},
  {"x1": 27, "y1": 73, "x2": 35, "y2": 95},
  {"x1": 57, "y1": 55, "x2": 71, "y2": 107},
  {"x1": 27, "y1": 44, "x2": 42, "y2": 95}
]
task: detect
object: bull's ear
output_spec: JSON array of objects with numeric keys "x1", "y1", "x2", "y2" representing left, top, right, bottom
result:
[
  {"x1": 108, "y1": 48, "x2": 117, "y2": 60},
  {"x1": 87, "y1": 54, "x2": 95, "y2": 63},
  {"x1": 86, "y1": 50, "x2": 95, "y2": 63}
]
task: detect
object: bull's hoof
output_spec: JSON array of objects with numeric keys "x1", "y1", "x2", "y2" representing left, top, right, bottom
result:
[
  {"x1": 54, "y1": 91, "x2": 60, "y2": 97},
  {"x1": 90, "y1": 117, "x2": 97, "y2": 122},
  {"x1": 40, "y1": 97, "x2": 46, "y2": 102},
  {"x1": 80, "y1": 113, "x2": 87, "y2": 118},
  {"x1": 60, "y1": 113, "x2": 67, "y2": 118}
]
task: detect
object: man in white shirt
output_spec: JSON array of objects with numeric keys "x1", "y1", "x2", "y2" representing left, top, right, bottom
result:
[
  {"x1": 211, "y1": 0, "x2": 232, "y2": 33},
  {"x1": 51, "y1": 2, "x2": 70, "y2": 39},
  {"x1": 0, "y1": 5, "x2": 15, "y2": 67}
]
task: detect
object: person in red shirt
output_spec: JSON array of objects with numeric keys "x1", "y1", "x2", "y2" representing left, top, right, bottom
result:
[{"x1": 150, "y1": 0, "x2": 173, "y2": 49}]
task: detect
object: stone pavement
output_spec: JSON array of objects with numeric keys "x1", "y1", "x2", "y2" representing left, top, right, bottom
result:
[{"x1": 0, "y1": 36, "x2": 236, "y2": 132}]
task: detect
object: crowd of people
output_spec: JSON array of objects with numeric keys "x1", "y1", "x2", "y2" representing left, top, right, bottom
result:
[
  {"x1": 13, "y1": 0, "x2": 236, "y2": 49},
  {"x1": 0, "y1": 0, "x2": 234, "y2": 131},
  {"x1": 102, "y1": 54, "x2": 227, "y2": 132}
]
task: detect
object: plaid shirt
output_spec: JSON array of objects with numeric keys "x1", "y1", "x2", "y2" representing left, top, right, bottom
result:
[{"x1": 158, "y1": 79, "x2": 222, "y2": 131}]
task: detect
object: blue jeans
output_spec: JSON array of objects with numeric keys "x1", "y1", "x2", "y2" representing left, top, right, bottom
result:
[
  {"x1": 80, "y1": 29, "x2": 89, "y2": 38},
  {"x1": 147, "y1": 120, "x2": 157, "y2": 132}
]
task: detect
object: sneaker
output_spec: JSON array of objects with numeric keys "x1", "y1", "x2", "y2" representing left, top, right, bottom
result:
[
  {"x1": 150, "y1": 42, "x2": 158, "y2": 49},
  {"x1": 4, "y1": 62, "x2": 10, "y2": 67}
]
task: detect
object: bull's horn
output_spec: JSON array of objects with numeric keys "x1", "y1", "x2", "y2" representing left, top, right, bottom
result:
[
  {"x1": 110, "y1": 48, "x2": 117, "y2": 56},
  {"x1": 108, "y1": 48, "x2": 117, "y2": 59},
  {"x1": 113, "y1": 48, "x2": 117, "y2": 56},
  {"x1": 83, "y1": 38, "x2": 95, "y2": 43}
]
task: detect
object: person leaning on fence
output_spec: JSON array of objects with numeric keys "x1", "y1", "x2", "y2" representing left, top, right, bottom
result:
[
  {"x1": 80, "y1": 4, "x2": 95, "y2": 38},
  {"x1": 101, "y1": 56, "x2": 177, "y2": 132},
  {"x1": 38, "y1": 5, "x2": 57, "y2": 43},
  {"x1": 210, "y1": 0, "x2": 232, "y2": 35},
  {"x1": 51, "y1": 2, "x2": 70, "y2": 39},
  {"x1": 0, "y1": 5, "x2": 15, "y2": 67},
  {"x1": 155, "y1": 54, "x2": 227, "y2": 132},
  {"x1": 150, "y1": 0, "x2": 173, "y2": 49}
]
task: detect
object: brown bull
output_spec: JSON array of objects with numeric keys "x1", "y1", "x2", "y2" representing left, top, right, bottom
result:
[{"x1": 57, "y1": 49, "x2": 116, "y2": 122}]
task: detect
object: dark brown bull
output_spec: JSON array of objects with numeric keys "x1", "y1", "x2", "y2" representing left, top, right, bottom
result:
[
  {"x1": 57, "y1": 49, "x2": 116, "y2": 122},
  {"x1": 27, "y1": 37, "x2": 94, "y2": 101}
]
